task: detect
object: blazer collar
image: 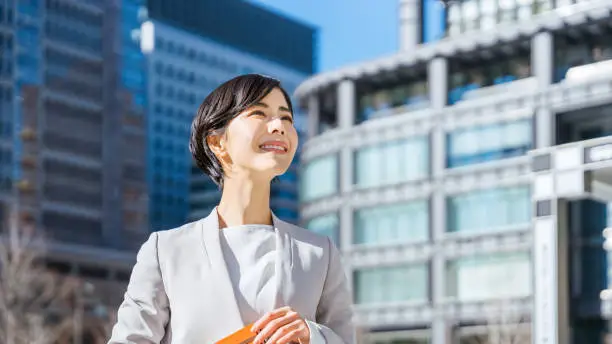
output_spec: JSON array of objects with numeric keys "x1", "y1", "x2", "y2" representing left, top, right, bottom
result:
[{"x1": 198, "y1": 207, "x2": 294, "y2": 333}]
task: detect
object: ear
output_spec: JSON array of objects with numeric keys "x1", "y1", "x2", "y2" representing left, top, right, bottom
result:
[{"x1": 206, "y1": 134, "x2": 226, "y2": 158}]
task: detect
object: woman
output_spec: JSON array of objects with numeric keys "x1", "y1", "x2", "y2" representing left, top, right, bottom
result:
[{"x1": 108, "y1": 74, "x2": 355, "y2": 344}]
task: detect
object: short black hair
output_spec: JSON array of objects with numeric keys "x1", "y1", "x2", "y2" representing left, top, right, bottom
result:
[{"x1": 189, "y1": 74, "x2": 294, "y2": 188}]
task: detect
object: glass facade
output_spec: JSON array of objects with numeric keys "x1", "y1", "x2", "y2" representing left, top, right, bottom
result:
[
  {"x1": 356, "y1": 78, "x2": 429, "y2": 124},
  {"x1": 121, "y1": 1, "x2": 147, "y2": 111},
  {"x1": 318, "y1": 87, "x2": 338, "y2": 135},
  {"x1": 447, "y1": 185, "x2": 530, "y2": 234},
  {"x1": 1, "y1": 5, "x2": 15, "y2": 190},
  {"x1": 354, "y1": 264, "x2": 429, "y2": 304},
  {"x1": 554, "y1": 30, "x2": 612, "y2": 82},
  {"x1": 448, "y1": 49, "x2": 531, "y2": 105},
  {"x1": 354, "y1": 200, "x2": 429, "y2": 246},
  {"x1": 446, "y1": 252, "x2": 531, "y2": 301},
  {"x1": 446, "y1": 0, "x2": 552, "y2": 37},
  {"x1": 149, "y1": 46, "x2": 202, "y2": 231},
  {"x1": 447, "y1": 119, "x2": 532, "y2": 168},
  {"x1": 421, "y1": 0, "x2": 446, "y2": 43},
  {"x1": 146, "y1": 0, "x2": 316, "y2": 74},
  {"x1": 354, "y1": 137, "x2": 429, "y2": 188},
  {"x1": 14, "y1": 1, "x2": 41, "y2": 188},
  {"x1": 297, "y1": 5, "x2": 612, "y2": 342},
  {"x1": 121, "y1": 0, "x2": 148, "y2": 234},
  {"x1": 300, "y1": 154, "x2": 338, "y2": 202}
]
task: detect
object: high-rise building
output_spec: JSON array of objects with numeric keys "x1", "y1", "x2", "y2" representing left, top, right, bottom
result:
[
  {"x1": 296, "y1": 1, "x2": 612, "y2": 343},
  {"x1": 142, "y1": 0, "x2": 316, "y2": 230},
  {"x1": 0, "y1": 0, "x2": 149, "y2": 322},
  {"x1": 400, "y1": 0, "x2": 575, "y2": 48}
]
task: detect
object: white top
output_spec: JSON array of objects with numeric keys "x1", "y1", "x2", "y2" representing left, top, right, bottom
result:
[
  {"x1": 220, "y1": 224, "x2": 278, "y2": 324},
  {"x1": 220, "y1": 224, "x2": 325, "y2": 343}
]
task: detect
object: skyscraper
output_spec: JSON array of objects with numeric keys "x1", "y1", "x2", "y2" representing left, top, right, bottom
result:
[
  {"x1": 142, "y1": 0, "x2": 316, "y2": 231},
  {"x1": 1, "y1": 0, "x2": 149, "y2": 329},
  {"x1": 297, "y1": 1, "x2": 612, "y2": 343}
]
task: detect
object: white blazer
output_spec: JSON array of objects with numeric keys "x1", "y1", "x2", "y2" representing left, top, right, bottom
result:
[{"x1": 108, "y1": 208, "x2": 356, "y2": 344}]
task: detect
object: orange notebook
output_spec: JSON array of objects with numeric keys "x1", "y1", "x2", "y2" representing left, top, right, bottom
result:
[{"x1": 215, "y1": 323, "x2": 256, "y2": 344}]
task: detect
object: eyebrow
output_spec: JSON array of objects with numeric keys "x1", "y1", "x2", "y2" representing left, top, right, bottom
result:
[{"x1": 254, "y1": 101, "x2": 292, "y2": 114}]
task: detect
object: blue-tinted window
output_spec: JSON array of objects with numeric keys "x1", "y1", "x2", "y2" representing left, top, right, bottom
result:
[
  {"x1": 272, "y1": 208, "x2": 298, "y2": 223},
  {"x1": 445, "y1": 0, "x2": 552, "y2": 38},
  {"x1": 447, "y1": 120, "x2": 532, "y2": 168},
  {"x1": 271, "y1": 189, "x2": 296, "y2": 201},
  {"x1": 300, "y1": 154, "x2": 338, "y2": 202},
  {"x1": 278, "y1": 170, "x2": 297, "y2": 183},
  {"x1": 122, "y1": 69, "x2": 145, "y2": 90},
  {"x1": 421, "y1": 0, "x2": 446, "y2": 43},
  {"x1": 354, "y1": 265, "x2": 428, "y2": 304},
  {"x1": 356, "y1": 76, "x2": 429, "y2": 124},
  {"x1": 446, "y1": 252, "x2": 531, "y2": 301},
  {"x1": 554, "y1": 32, "x2": 612, "y2": 83},
  {"x1": 447, "y1": 186, "x2": 531, "y2": 234},
  {"x1": 448, "y1": 45, "x2": 531, "y2": 105},
  {"x1": 572, "y1": 200, "x2": 607, "y2": 298},
  {"x1": 354, "y1": 200, "x2": 428, "y2": 245},
  {"x1": 355, "y1": 137, "x2": 429, "y2": 188},
  {"x1": 317, "y1": 89, "x2": 338, "y2": 135}
]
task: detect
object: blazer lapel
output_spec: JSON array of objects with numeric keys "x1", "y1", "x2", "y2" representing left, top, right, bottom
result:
[
  {"x1": 271, "y1": 213, "x2": 295, "y2": 309},
  {"x1": 198, "y1": 208, "x2": 296, "y2": 328},
  {"x1": 199, "y1": 208, "x2": 244, "y2": 332}
]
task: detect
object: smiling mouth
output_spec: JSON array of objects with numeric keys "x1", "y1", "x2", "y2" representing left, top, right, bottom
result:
[{"x1": 259, "y1": 144, "x2": 288, "y2": 153}]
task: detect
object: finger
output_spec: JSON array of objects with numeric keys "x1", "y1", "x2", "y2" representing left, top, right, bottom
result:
[
  {"x1": 252, "y1": 307, "x2": 293, "y2": 333},
  {"x1": 274, "y1": 329, "x2": 302, "y2": 344},
  {"x1": 254, "y1": 314, "x2": 300, "y2": 344},
  {"x1": 266, "y1": 320, "x2": 304, "y2": 344},
  {"x1": 254, "y1": 315, "x2": 294, "y2": 344}
]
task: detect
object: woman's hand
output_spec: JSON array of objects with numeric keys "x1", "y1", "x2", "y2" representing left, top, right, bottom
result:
[{"x1": 251, "y1": 306, "x2": 310, "y2": 344}]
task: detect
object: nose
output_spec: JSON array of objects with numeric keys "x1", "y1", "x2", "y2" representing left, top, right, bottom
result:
[{"x1": 268, "y1": 117, "x2": 285, "y2": 135}]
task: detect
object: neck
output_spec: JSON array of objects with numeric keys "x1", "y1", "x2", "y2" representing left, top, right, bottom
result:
[{"x1": 217, "y1": 176, "x2": 272, "y2": 228}]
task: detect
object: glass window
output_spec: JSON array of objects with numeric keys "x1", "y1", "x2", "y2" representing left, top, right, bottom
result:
[
  {"x1": 354, "y1": 264, "x2": 428, "y2": 304},
  {"x1": 446, "y1": 252, "x2": 531, "y2": 301},
  {"x1": 306, "y1": 213, "x2": 339, "y2": 246},
  {"x1": 273, "y1": 208, "x2": 299, "y2": 223},
  {"x1": 300, "y1": 155, "x2": 338, "y2": 202},
  {"x1": 354, "y1": 200, "x2": 429, "y2": 245},
  {"x1": 448, "y1": 45, "x2": 531, "y2": 104},
  {"x1": 447, "y1": 3, "x2": 463, "y2": 36},
  {"x1": 357, "y1": 78, "x2": 429, "y2": 123},
  {"x1": 447, "y1": 119, "x2": 532, "y2": 168},
  {"x1": 447, "y1": 185, "x2": 531, "y2": 234},
  {"x1": 554, "y1": 31, "x2": 612, "y2": 82},
  {"x1": 318, "y1": 89, "x2": 338, "y2": 135},
  {"x1": 447, "y1": 0, "x2": 548, "y2": 36},
  {"x1": 355, "y1": 137, "x2": 429, "y2": 188}
]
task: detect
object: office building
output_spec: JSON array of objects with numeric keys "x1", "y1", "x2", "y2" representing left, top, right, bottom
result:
[
  {"x1": 142, "y1": 0, "x2": 316, "y2": 230},
  {"x1": 296, "y1": 1, "x2": 612, "y2": 343},
  {"x1": 402, "y1": 0, "x2": 581, "y2": 48},
  {"x1": 0, "y1": 0, "x2": 149, "y2": 328}
]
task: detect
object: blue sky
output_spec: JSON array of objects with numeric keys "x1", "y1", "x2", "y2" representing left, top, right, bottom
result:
[{"x1": 249, "y1": 0, "x2": 398, "y2": 72}]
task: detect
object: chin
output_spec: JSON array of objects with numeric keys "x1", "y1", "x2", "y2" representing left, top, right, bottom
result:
[
  {"x1": 249, "y1": 164, "x2": 289, "y2": 179},
  {"x1": 255, "y1": 158, "x2": 291, "y2": 172}
]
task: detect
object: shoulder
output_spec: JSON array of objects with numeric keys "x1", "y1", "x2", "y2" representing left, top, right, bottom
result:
[
  {"x1": 145, "y1": 218, "x2": 205, "y2": 258},
  {"x1": 275, "y1": 217, "x2": 335, "y2": 255}
]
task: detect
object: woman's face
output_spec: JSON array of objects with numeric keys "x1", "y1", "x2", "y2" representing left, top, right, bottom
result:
[{"x1": 216, "y1": 88, "x2": 298, "y2": 181}]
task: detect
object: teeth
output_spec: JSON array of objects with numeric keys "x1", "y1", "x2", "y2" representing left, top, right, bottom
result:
[{"x1": 260, "y1": 145, "x2": 286, "y2": 152}]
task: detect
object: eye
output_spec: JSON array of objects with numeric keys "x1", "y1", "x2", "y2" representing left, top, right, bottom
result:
[
  {"x1": 249, "y1": 110, "x2": 266, "y2": 118},
  {"x1": 282, "y1": 115, "x2": 294, "y2": 123}
]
